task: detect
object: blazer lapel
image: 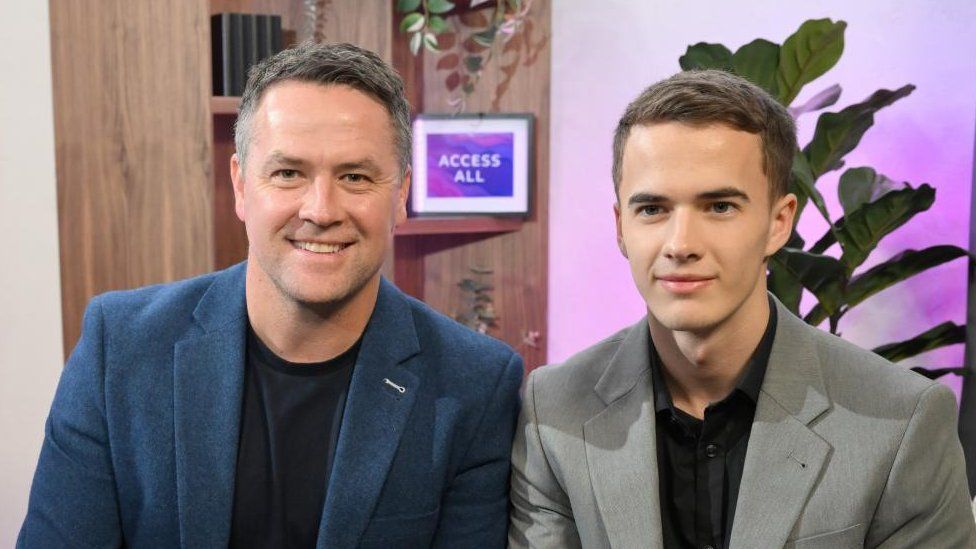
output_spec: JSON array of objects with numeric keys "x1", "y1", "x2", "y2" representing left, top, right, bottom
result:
[
  {"x1": 583, "y1": 319, "x2": 664, "y2": 549},
  {"x1": 173, "y1": 264, "x2": 249, "y2": 548},
  {"x1": 316, "y1": 278, "x2": 423, "y2": 549},
  {"x1": 729, "y1": 297, "x2": 832, "y2": 548}
]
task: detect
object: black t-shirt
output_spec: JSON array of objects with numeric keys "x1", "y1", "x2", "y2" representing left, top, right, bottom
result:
[{"x1": 229, "y1": 326, "x2": 360, "y2": 549}]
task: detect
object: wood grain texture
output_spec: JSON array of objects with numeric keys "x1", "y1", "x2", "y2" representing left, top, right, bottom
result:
[
  {"x1": 416, "y1": 0, "x2": 551, "y2": 368},
  {"x1": 213, "y1": 114, "x2": 248, "y2": 269},
  {"x1": 50, "y1": 1, "x2": 214, "y2": 356}
]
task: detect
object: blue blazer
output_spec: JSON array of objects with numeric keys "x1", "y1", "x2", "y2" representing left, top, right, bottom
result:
[{"x1": 19, "y1": 263, "x2": 524, "y2": 548}]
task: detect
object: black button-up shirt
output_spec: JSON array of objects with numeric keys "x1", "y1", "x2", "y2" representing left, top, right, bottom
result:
[{"x1": 651, "y1": 301, "x2": 777, "y2": 549}]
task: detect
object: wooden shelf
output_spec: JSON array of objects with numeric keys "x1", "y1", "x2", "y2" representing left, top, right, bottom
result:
[
  {"x1": 395, "y1": 216, "x2": 523, "y2": 236},
  {"x1": 211, "y1": 96, "x2": 241, "y2": 115}
]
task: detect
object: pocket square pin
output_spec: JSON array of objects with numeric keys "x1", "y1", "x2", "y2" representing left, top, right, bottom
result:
[{"x1": 384, "y1": 378, "x2": 406, "y2": 394}]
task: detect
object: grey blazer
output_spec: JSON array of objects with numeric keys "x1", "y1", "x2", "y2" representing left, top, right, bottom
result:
[{"x1": 510, "y1": 297, "x2": 976, "y2": 548}]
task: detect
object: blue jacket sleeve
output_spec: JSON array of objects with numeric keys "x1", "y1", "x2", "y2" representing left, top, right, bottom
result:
[
  {"x1": 431, "y1": 351, "x2": 524, "y2": 548},
  {"x1": 18, "y1": 297, "x2": 123, "y2": 548}
]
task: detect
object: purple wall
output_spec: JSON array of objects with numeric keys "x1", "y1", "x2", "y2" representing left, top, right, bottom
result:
[{"x1": 549, "y1": 1, "x2": 976, "y2": 397}]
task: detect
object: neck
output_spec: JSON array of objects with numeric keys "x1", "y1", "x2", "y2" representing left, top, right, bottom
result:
[
  {"x1": 245, "y1": 267, "x2": 380, "y2": 363},
  {"x1": 649, "y1": 284, "x2": 770, "y2": 418}
]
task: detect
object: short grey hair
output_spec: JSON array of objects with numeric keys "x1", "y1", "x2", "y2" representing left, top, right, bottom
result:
[{"x1": 234, "y1": 42, "x2": 412, "y2": 176}]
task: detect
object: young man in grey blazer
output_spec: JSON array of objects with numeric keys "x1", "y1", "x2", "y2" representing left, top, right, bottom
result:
[{"x1": 510, "y1": 70, "x2": 976, "y2": 548}]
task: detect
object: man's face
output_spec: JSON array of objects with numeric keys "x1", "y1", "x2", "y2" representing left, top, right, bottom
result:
[
  {"x1": 231, "y1": 81, "x2": 409, "y2": 308},
  {"x1": 614, "y1": 122, "x2": 795, "y2": 333}
]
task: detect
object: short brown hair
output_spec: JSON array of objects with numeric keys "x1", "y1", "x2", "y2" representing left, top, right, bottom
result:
[
  {"x1": 612, "y1": 69, "x2": 796, "y2": 199},
  {"x1": 236, "y1": 42, "x2": 411, "y2": 176}
]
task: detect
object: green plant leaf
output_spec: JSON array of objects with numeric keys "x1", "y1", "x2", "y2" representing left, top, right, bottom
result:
[
  {"x1": 679, "y1": 42, "x2": 733, "y2": 71},
  {"x1": 804, "y1": 245, "x2": 969, "y2": 325},
  {"x1": 428, "y1": 15, "x2": 449, "y2": 34},
  {"x1": 837, "y1": 167, "x2": 907, "y2": 216},
  {"x1": 849, "y1": 245, "x2": 968, "y2": 302},
  {"x1": 732, "y1": 39, "x2": 780, "y2": 96},
  {"x1": 427, "y1": 0, "x2": 456, "y2": 14},
  {"x1": 803, "y1": 85, "x2": 915, "y2": 178},
  {"x1": 401, "y1": 13, "x2": 425, "y2": 33},
  {"x1": 397, "y1": 0, "x2": 422, "y2": 12},
  {"x1": 464, "y1": 55, "x2": 483, "y2": 72},
  {"x1": 910, "y1": 367, "x2": 967, "y2": 380},
  {"x1": 788, "y1": 84, "x2": 842, "y2": 118},
  {"x1": 769, "y1": 247, "x2": 846, "y2": 315},
  {"x1": 767, "y1": 262, "x2": 803, "y2": 314},
  {"x1": 836, "y1": 184, "x2": 935, "y2": 273},
  {"x1": 767, "y1": 231, "x2": 806, "y2": 314},
  {"x1": 789, "y1": 151, "x2": 832, "y2": 225},
  {"x1": 837, "y1": 167, "x2": 876, "y2": 216},
  {"x1": 423, "y1": 32, "x2": 439, "y2": 52},
  {"x1": 472, "y1": 28, "x2": 497, "y2": 48},
  {"x1": 409, "y1": 31, "x2": 423, "y2": 55},
  {"x1": 507, "y1": 0, "x2": 522, "y2": 10},
  {"x1": 776, "y1": 18, "x2": 846, "y2": 105},
  {"x1": 872, "y1": 321, "x2": 966, "y2": 362},
  {"x1": 811, "y1": 184, "x2": 935, "y2": 264}
]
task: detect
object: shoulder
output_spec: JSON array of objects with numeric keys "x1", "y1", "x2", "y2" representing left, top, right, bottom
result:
[
  {"x1": 532, "y1": 324, "x2": 632, "y2": 388},
  {"x1": 526, "y1": 323, "x2": 635, "y2": 412},
  {"x1": 86, "y1": 266, "x2": 236, "y2": 350},
  {"x1": 798, "y1": 318, "x2": 942, "y2": 416},
  {"x1": 94, "y1": 271, "x2": 219, "y2": 326}
]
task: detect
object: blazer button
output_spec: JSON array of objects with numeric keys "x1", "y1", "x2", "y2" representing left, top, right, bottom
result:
[{"x1": 705, "y1": 443, "x2": 719, "y2": 458}]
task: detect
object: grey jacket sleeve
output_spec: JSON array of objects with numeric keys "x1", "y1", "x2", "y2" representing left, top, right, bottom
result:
[
  {"x1": 866, "y1": 382, "x2": 976, "y2": 548},
  {"x1": 509, "y1": 370, "x2": 582, "y2": 549}
]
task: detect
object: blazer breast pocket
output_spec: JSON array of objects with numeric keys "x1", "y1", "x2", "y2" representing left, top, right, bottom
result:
[
  {"x1": 359, "y1": 507, "x2": 440, "y2": 548},
  {"x1": 785, "y1": 523, "x2": 865, "y2": 549}
]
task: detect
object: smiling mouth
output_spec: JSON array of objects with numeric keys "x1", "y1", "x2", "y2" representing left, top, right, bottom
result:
[
  {"x1": 656, "y1": 276, "x2": 715, "y2": 294},
  {"x1": 291, "y1": 240, "x2": 352, "y2": 254}
]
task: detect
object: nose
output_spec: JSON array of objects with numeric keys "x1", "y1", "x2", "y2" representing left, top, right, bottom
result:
[
  {"x1": 663, "y1": 208, "x2": 703, "y2": 262},
  {"x1": 298, "y1": 176, "x2": 344, "y2": 228}
]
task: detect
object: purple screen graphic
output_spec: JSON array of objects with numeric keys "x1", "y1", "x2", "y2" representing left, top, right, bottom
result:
[{"x1": 425, "y1": 132, "x2": 514, "y2": 198}]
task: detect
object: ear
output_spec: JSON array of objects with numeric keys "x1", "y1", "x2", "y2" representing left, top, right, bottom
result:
[
  {"x1": 765, "y1": 192, "x2": 798, "y2": 257},
  {"x1": 614, "y1": 201, "x2": 628, "y2": 258},
  {"x1": 394, "y1": 167, "x2": 411, "y2": 227},
  {"x1": 230, "y1": 153, "x2": 246, "y2": 223}
]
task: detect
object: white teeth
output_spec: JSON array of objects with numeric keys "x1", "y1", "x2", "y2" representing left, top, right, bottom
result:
[{"x1": 295, "y1": 241, "x2": 345, "y2": 254}]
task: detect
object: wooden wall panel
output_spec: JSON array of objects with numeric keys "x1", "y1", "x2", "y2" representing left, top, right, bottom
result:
[
  {"x1": 417, "y1": 0, "x2": 551, "y2": 368},
  {"x1": 50, "y1": 1, "x2": 214, "y2": 356}
]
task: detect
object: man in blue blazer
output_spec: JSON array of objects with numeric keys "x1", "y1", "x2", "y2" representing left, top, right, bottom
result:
[{"x1": 20, "y1": 42, "x2": 523, "y2": 548}]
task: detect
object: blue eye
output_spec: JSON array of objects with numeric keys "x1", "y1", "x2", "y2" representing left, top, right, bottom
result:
[
  {"x1": 342, "y1": 173, "x2": 368, "y2": 183},
  {"x1": 272, "y1": 169, "x2": 299, "y2": 180},
  {"x1": 711, "y1": 201, "x2": 735, "y2": 214}
]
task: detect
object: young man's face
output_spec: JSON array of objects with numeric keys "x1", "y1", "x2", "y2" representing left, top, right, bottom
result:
[
  {"x1": 614, "y1": 122, "x2": 795, "y2": 334},
  {"x1": 231, "y1": 81, "x2": 409, "y2": 309}
]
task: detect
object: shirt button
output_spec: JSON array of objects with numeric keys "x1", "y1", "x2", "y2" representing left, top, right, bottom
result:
[{"x1": 705, "y1": 443, "x2": 719, "y2": 458}]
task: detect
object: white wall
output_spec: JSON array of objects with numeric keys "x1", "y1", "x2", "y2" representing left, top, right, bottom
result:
[
  {"x1": 549, "y1": 1, "x2": 976, "y2": 389},
  {"x1": 0, "y1": 1, "x2": 64, "y2": 544}
]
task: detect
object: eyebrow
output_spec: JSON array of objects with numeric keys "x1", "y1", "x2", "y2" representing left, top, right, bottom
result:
[
  {"x1": 261, "y1": 151, "x2": 305, "y2": 171},
  {"x1": 333, "y1": 158, "x2": 383, "y2": 174},
  {"x1": 627, "y1": 186, "x2": 751, "y2": 206},
  {"x1": 260, "y1": 152, "x2": 384, "y2": 175}
]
